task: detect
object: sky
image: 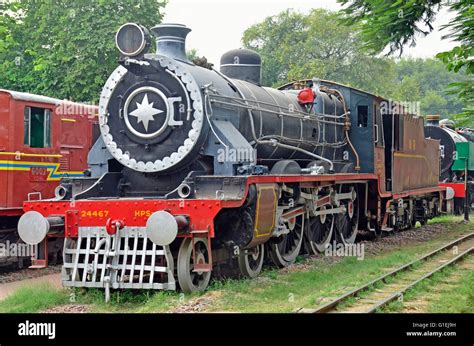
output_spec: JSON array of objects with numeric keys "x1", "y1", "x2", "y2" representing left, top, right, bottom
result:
[{"x1": 162, "y1": 0, "x2": 456, "y2": 66}]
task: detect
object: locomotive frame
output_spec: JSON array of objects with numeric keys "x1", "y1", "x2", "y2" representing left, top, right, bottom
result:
[{"x1": 22, "y1": 171, "x2": 443, "y2": 294}]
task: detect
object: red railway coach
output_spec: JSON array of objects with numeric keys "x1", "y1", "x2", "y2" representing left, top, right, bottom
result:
[{"x1": 0, "y1": 89, "x2": 98, "y2": 268}]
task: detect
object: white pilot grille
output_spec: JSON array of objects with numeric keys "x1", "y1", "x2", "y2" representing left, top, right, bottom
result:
[{"x1": 62, "y1": 227, "x2": 176, "y2": 290}]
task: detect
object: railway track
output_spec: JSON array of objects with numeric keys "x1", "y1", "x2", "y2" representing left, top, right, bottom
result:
[{"x1": 297, "y1": 232, "x2": 474, "y2": 313}]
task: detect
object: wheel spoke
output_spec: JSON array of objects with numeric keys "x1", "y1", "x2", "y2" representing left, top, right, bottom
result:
[
  {"x1": 304, "y1": 208, "x2": 334, "y2": 254},
  {"x1": 269, "y1": 215, "x2": 304, "y2": 267}
]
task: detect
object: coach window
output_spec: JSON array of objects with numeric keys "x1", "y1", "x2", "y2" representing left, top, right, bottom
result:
[
  {"x1": 357, "y1": 105, "x2": 368, "y2": 127},
  {"x1": 24, "y1": 107, "x2": 52, "y2": 148}
]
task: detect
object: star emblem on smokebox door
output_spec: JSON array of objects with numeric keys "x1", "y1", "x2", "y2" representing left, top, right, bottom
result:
[{"x1": 129, "y1": 94, "x2": 163, "y2": 132}]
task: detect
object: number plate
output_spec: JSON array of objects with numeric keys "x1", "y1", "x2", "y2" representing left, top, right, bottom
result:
[{"x1": 29, "y1": 166, "x2": 48, "y2": 181}]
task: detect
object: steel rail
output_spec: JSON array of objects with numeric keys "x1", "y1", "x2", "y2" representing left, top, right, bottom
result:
[
  {"x1": 365, "y1": 247, "x2": 474, "y2": 313},
  {"x1": 298, "y1": 232, "x2": 474, "y2": 313}
]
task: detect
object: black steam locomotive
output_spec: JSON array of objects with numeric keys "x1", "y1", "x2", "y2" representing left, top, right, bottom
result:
[
  {"x1": 425, "y1": 115, "x2": 474, "y2": 213},
  {"x1": 18, "y1": 23, "x2": 443, "y2": 296}
]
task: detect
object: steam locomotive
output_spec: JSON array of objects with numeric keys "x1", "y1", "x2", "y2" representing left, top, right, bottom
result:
[
  {"x1": 425, "y1": 115, "x2": 474, "y2": 214},
  {"x1": 18, "y1": 23, "x2": 444, "y2": 297}
]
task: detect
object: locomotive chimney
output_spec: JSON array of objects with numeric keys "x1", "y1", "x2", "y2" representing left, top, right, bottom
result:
[
  {"x1": 150, "y1": 23, "x2": 191, "y2": 62},
  {"x1": 425, "y1": 114, "x2": 440, "y2": 126}
]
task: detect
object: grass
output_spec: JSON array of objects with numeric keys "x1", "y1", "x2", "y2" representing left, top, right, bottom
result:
[
  {"x1": 428, "y1": 267, "x2": 474, "y2": 313},
  {"x1": 382, "y1": 299, "x2": 404, "y2": 313},
  {"x1": 203, "y1": 254, "x2": 414, "y2": 312},
  {"x1": 0, "y1": 284, "x2": 68, "y2": 313},
  {"x1": 427, "y1": 214, "x2": 463, "y2": 225},
  {"x1": 0, "y1": 214, "x2": 472, "y2": 313},
  {"x1": 72, "y1": 288, "x2": 184, "y2": 313},
  {"x1": 376, "y1": 216, "x2": 474, "y2": 313},
  {"x1": 382, "y1": 262, "x2": 474, "y2": 313}
]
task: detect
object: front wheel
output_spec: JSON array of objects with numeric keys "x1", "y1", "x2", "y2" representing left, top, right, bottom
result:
[{"x1": 177, "y1": 238, "x2": 211, "y2": 293}]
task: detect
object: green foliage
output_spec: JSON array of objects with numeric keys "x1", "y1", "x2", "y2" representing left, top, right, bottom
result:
[
  {"x1": 394, "y1": 58, "x2": 466, "y2": 117},
  {"x1": 337, "y1": 0, "x2": 443, "y2": 55},
  {"x1": 446, "y1": 81, "x2": 474, "y2": 126},
  {"x1": 242, "y1": 8, "x2": 395, "y2": 96},
  {"x1": 438, "y1": 0, "x2": 474, "y2": 127},
  {"x1": 436, "y1": 0, "x2": 473, "y2": 75},
  {"x1": 0, "y1": 0, "x2": 167, "y2": 102},
  {"x1": 396, "y1": 75, "x2": 421, "y2": 102},
  {"x1": 186, "y1": 48, "x2": 199, "y2": 61},
  {"x1": 242, "y1": 9, "x2": 466, "y2": 117},
  {"x1": 338, "y1": 0, "x2": 473, "y2": 125}
]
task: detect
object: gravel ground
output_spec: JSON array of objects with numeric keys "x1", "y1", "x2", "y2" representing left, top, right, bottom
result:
[
  {"x1": 0, "y1": 265, "x2": 62, "y2": 284},
  {"x1": 170, "y1": 291, "x2": 223, "y2": 313},
  {"x1": 42, "y1": 304, "x2": 89, "y2": 313},
  {"x1": 273, "y1": 222, "x2": 463, "y2": 274},
  {"x1": 360, "y1": 222, "x2": 458, "y2": 256}
]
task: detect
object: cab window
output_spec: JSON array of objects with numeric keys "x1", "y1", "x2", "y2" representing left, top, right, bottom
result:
[
  {"x1": 24, "y1": 107, "x2": 52, "y2": 148},
  {"x1": 357, "y1": 105, "x2": 368, "y2": 127}
]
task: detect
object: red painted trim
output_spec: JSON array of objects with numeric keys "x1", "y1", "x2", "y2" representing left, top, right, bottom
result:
[
  {"x1": 439, "y1": 182, "x2": 466, "y2": 198},
  {"x1": 392, "y1": 186, "x2": 445, "y2": 199},
  {"x1": 24, "y1": 199, "x2": 223, "y2": 238},
  {"x1": 0, "y1": 208, "x2": 23, "y2": 217}
]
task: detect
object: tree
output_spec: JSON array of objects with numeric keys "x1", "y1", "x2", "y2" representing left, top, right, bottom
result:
[
  {"x1": 337, "y1": 0, "x2": 473, "y2": 126},
  {"x1": 241, "y1": 9, "x2": 467, "y2": 118},
  {"x1": 0, "y1": 0, "x2": 167, "y2": 102},
  {"x1": 394, "y1": 58, "x2": 466, "y2": 117},
  {"x1": 396, "y1": 76, "x2": 421, "y2": 102},
  {"x1": 242, "y1": 8, "x2": 396, "y2": 95},
  {"x1": 421, "y1": 90, "x2": 448, "y2": 116},
  {"x1": 242, "y1": 10, "x2": 307, "y2": 86}
]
